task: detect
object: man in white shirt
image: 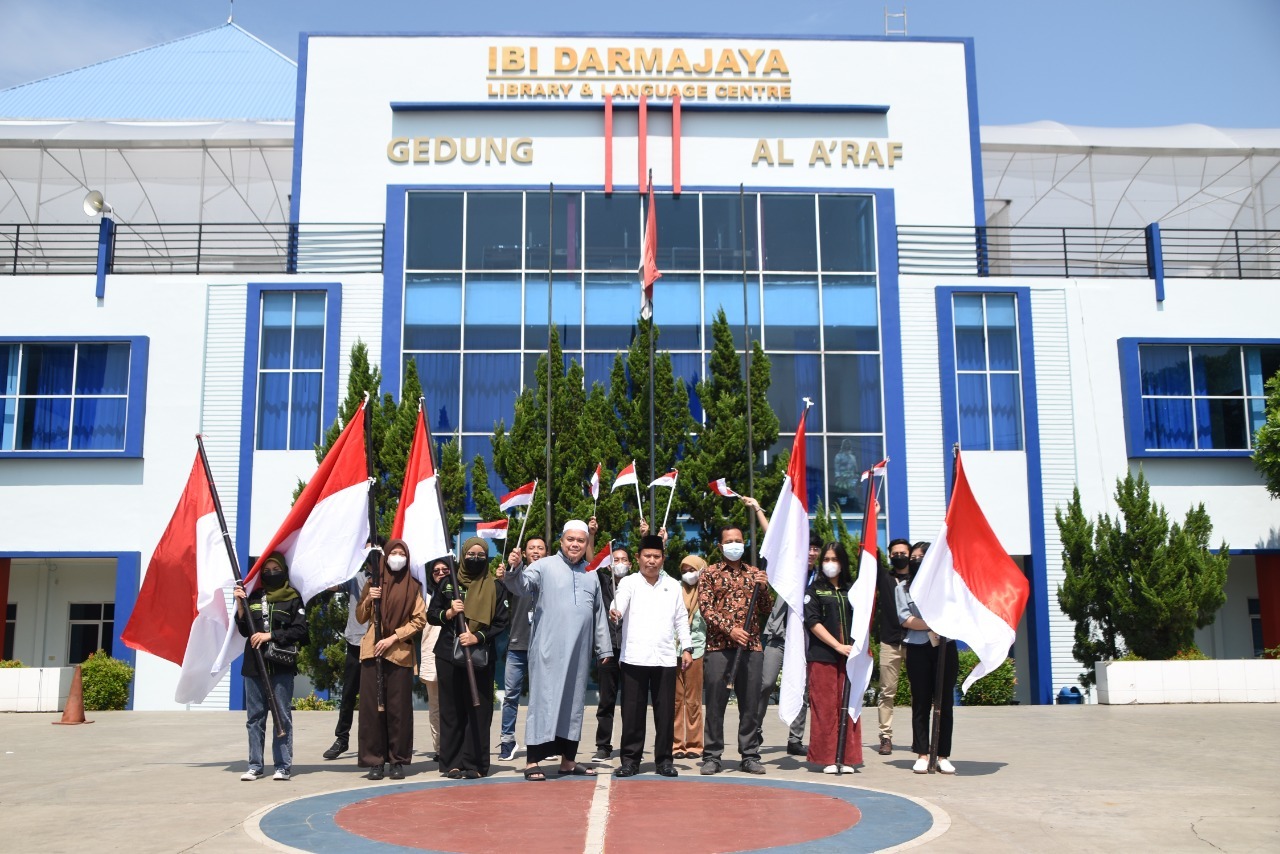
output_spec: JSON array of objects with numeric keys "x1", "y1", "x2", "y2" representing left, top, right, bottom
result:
[{"x1": 609, "y1": 534, "x2": 693, "y2": 778}]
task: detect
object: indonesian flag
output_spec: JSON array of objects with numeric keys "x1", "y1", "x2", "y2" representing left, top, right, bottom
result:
[
  {"x1": 612, "y1": 461, "x2": 638, "y2": 491},
  {"x1": 845, "y1": 470, "x2": 883, "y2": 724},
  {"x1": 760, "y1": 406, "x2": 812, "y2": 726},
  {"x1": 589, "y1": 463, "x2": 602, "y2": 501},
  {"x1": 912, "y1": 451, "x2": 1030, "y2": 693},
  {"x1": 707, "y1": 478, "x2": 739, "y2": 498},
  {"x1": 121, "y1": 450, "x2": 236, "y2": 705},
  {"x1": 649, "y1": 469, "x2": 678, "y2": 489},
  {"x1": 476, "y1": 519, "x2": 509, "y2": 540},
  {"x1": 393, "y1": 406, "x2": 451, "y2": 599},
  {"x1": 860, "y1": 457, "x2": 889, "y2": 482},
  {"x1": 209, "y1": 400, "x2": 372, "y2": 691},
  {"x1": 500, "y1": 481, "x2": 537, "y2": 512},
  {"x1": 586, "y1": 541, "x2": 614, "y2": 573},
  {"x1": 640, "y1": 180, "x2": 661, "y2": 320}
]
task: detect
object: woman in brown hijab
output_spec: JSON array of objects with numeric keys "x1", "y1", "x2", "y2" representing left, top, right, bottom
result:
[{"x1": 356, "y1": 538, "x2": 425, "y2": 780}]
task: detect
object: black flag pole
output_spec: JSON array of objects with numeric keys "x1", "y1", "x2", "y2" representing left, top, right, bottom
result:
[
  {"x1": 195, "y1": 433, "x2": 286, "y2": 738},
  {"x1": 362, "y1": 395, "x2": 387, "y2": 715},
  {"x1": 545, "y1": 183, "x2": 554, "y2": 543},
  {"x1": 928, "y1": 443, "x2": 960, "y2": 774},
  {"x1": 739, "y1": 184, "x2": 757, "y2": 564}
]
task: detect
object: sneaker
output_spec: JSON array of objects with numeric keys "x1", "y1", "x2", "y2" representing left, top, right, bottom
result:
[
  {"x1": 498, "y1": 742, "x2": 518, "y2": 761},
  {"x1": 367, "y1": 765, "x2": 385, "y2": 781},
  {"x1": 839, "y1": 765, "x2": 857, "y2": 773},
  {"x1": 822, "y1": 764, "x2": 838, "y2": 774},
  {"x1": 786, "y1": 742, "x2": 807, "y2": 756},
  {"x1": 272, "y1": 769, "x2": 291, "y2": 781},
  {"x1": 937, "y1": 758, "x2": 956, "y2": 775},
  {"x1": 912, "y1": 757, "x2": 928, "y2": 774},
  {"x1": 323, "y1": 739, "x2": 348, "y2": 760},
  {"x1": 592, "y1": 748, "x2": 611, "y2": 761},
  {"x1": 389, "y1": 763, "x2": 405, "y2": 780},
  {"x1": 699, "y1": 759, "x2": 722, "y2": 776},
  {"x1": 240, "y1": 769, "x2": 264, "y2": 781},
  {"x1": 878, "y1": 737, "x2": 892, "y2": 756},
  {"x1": 739, "y1": 758, "x2": 766, "y2": 775}
]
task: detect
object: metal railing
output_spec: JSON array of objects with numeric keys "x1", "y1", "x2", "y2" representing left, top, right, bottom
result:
[
  {"x1": 110, "y1": 222, "x2": 384, "y2": 274},
  {"x1": 0, "y1": 223, "x2": 100, "y2": 274},
  {"x1": 1159, "y1": 229, "x2": 1279, "y2": 278},
  {"x1": 898, "y1": 226, "x2": 1151, "y2": 278}
]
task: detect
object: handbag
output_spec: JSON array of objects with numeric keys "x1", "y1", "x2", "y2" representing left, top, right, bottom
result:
[
  {"x1": 451, "y1": 636, "x2": 489, "y2": 668},
  {"x1": 264, "y1": 641, "x2": 299, "y2": 667}
]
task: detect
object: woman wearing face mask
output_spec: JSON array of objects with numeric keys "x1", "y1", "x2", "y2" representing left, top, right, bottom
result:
[
  {"x1": 418, "y1": 559, "x2": 451, "y2": 763},
  {"x1": 897, "y1": 540, "x2": 958, "y2": 775},
  {"x1": 672, "y1": 554, "x2": 708, "y2": 759},
  {"x1": 356, "y1": 538, "x2": 426, "y2": 780},
  {"x1": 234, "y1": 553, "x2": 307, "y2": 782},
  {"x1": 428, "y1": 537, "x2": 510, "y2": 778},
  {"x1": 802, "y1": 542, "x2": 861, "y2": 773}
]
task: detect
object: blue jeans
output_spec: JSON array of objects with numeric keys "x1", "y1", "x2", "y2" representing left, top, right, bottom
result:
[
  {"x1": 246, "y1": 670, "x2": 294, "y2": 773},
  {"x1": 500, "y1": 649, "x2": 528, "y2": 745}
]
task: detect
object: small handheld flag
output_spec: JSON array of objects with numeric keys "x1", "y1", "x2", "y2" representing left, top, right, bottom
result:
[
  {"x1": 707, "y1": 478, "x2": 739, "y2": 498},
  {"x1": 500, "y1": 481, "x2": 538, "y2": 513},
  {"x1": 476, "y1": 519, "x2": 509, "y2": 540}
]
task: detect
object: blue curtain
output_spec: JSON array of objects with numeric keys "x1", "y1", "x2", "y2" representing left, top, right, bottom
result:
[
  {"x1": 462, "y1": 353, "x2": 519, "y2": 432},
  {"x1": 72, "y1": 398, "x2": 126, "y2": 450},
  {"x1": 292, "y1": 294, "x2": 326, "y2": 370},
  {"x1": 1142, "y1": 398, "x2": 1194, "y2": 449},
  {"x1": 257, "y1": 373, "x2": 290, "y2": 450},
  {"x1": 958, "y1": 374, "x2": 989, "y2": 450},
  {"x1": 413, "y1": 353, "x2": 460, "y2": 434},
  {"x1": 21, "y1": 344, "x2": 74, "y2": 450},
  {"x1": 290, "y1": 373, "x2": 322, "y2": 450},
  {"x1": 953, "y1": 295, "x2": 986, "y2": 371},
  {"x1": 1138, "y1": 346, "x2": 1193, "y2": 449},
  {"x1": 260, "y1": 293, "x2": 293, "y2": 370},
  {"x1": 670, "y1": 353, "x2": 703, "y2": 423},
  {"x1": 989, "y1": 374, "x2": 1023, "y2": 450}
]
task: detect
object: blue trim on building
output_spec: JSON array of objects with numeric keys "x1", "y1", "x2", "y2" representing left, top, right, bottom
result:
[
  {"x1": 1145, "y1": 223, "x2": 1165, "y2": 302},
  {"x1": 390, "y1": 101, "x2": 890, "y2": 114},
  {"x1": 288, "y1": 33, "x2": 309, "y2": 225},
  {"x1": 95, "y1": 217, "x2": 114, "y2": 299},
  {"x1": 381, "y1": 186, "x2": 408, "y2": 397},
  {"x1": 0, "y1": 335, "x2": 149, "y2": 459},
  {"x1": 961, "y1": 38, "x2": 985, "y2": 229},
  {"x1": 873, "y1": 190, "x2": 909, "y2": 539},
  {"x1": 934, "y1": 285, "x2": 1051, "y2": 704}
]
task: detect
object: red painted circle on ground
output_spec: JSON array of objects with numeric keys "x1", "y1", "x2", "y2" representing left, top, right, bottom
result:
[{"x1": 334, "y1": 779, "x2": 860, "y2": 853}]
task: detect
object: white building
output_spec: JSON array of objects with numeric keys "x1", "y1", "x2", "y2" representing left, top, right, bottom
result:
[{"x1": 0, "y1": 25, "x2": 1275, "y2": 709}]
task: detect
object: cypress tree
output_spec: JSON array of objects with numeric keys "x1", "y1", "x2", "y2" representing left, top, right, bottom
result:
[{"x1": 1252, "y1": 367, "x2": 1280, "y2": 499}]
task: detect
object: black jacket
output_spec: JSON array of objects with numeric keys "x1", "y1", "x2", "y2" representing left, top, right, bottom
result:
[
  {"x1": 877, "y1": 567, "x2": 908, "y2": 646},
  {"x1": 427, "y1": 576, "x2": 512, "y2": 660},
  {"x1": 235, "y1": 589, "x2": 307, "y2": 677},
  {"x1": 803, "y1": 578, "x2": 854, "y2": 665},
  {"x1": 597, "y1": 567, "x2": 623, "y2": 653}
]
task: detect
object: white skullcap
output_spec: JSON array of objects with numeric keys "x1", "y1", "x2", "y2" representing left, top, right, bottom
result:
[{"x1": 563, "y1": 519, "x2": 590, "y2": 534}]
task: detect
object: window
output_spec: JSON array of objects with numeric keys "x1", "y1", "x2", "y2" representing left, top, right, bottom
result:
[
  {"x1": 0, "y1": 340, "x2": 144, "y2": 454},
  {"x1": 953, "y1": 293, "x2": 1023, "y2": 451},
  {"x1": 256, "y1": 292, "x2": 327, "y2": 451},
  {"x1": 1135, "y1": 344, "x2": 1280, "y2": 451},
  {"x1": 1249, "y1": 598, "x2": 1264, "y2": 658},
  {"x1": 4, "y1": 603, "x2": 14, "y2": 661},
  {"x1": 67, "y1": 602, "x2": 113, "y2": 665}
]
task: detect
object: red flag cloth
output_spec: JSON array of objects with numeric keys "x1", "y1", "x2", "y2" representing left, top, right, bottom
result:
[
  {"x1": 586, "y1": 541, "x2": 614, "y2": 573},
  {"x1": 845, "y1": 471, "x2": 883, "y2": 724},
  {"x1": 761, "y1": 406, "x2": 812, "y2": 726},
  {"x1": 707, "y1": 477, "x2": 739, "y2": 498},
  {"x1": 393, "y1": 407, "x2": 450, "y2": 598},
  {"x1": 499, "y1": 481, "x2": 538, "y2": 512},
  {"x1": 912, "y1": 451, "x2": 1031, "y2": 692},
  {"x1": 612, "y1": 461, "x2": 638, "y2": 490},
  {"x1": 648, "y1": 469, "x2": 678, "y2": 488},
  {"x1": 640, "y1": 180, "x2": 661, "y2": 319},
  {"x1": 476, "y1": 519, "x2": 509, "y2": 540}
]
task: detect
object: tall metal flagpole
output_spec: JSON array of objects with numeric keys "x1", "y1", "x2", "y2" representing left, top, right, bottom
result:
[
  {"x1": 545, "y1": 184, "x2": 554, "y2": 542},
  {"x1": 740, "y1": 184, "x2": 757, "y2": 564},
  {"x1": 647, "y1": 172, "x2": 657, "y2": 530}
]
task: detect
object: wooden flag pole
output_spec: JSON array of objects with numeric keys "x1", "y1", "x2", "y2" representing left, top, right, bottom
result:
[
  {"x1": 660, "y1": 473, "x2": 678, "y2": 531},
  {"x1": 515, "y1": 480, "x2": 537, "y2": 548}
]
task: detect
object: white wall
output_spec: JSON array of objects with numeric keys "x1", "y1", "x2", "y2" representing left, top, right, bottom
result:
[
  {"x1": 6, "y1": 559, "x2": 116, "y2": 668},
  {"x1": 1196, "y1": 557, "x2": 1261, "y2": 660}
]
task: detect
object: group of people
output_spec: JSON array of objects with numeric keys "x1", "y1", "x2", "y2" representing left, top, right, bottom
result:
[{"x1": 233, "y1": 506, "x2": 960, "y2": 782}]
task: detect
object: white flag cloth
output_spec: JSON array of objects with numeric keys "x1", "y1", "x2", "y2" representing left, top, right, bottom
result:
[
  {"x1": 476, "y1": 519, "x2": 509, "y2": 540},
  {"x1": 394, "y1": 408, "x2": 451, "y2": 601},
  {"x1": 707, "y1": 478, "x2": 739, "y2": 498},
  {"x1": 649, "y1": 470, "x2": 678, "y2": 489},
  {"x1": 612, "y1": 461, "x2": 638, "y2": 490},
  {"x1": 844, "y1": 483, "x2": 882, "y2": 724},
  {"x1": 499, "y1": 481, "x2": 537, "y2": 512}
]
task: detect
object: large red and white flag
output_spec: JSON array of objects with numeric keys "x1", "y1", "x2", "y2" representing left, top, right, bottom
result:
[
  {"x1": 393, "y1": 406, "x2": 451, "y2": 598},
  {"x1": 640, "y1": 180, "x2": 661, "y2": 320},
  {"x1": 612, "y1": 461, "x2": 638, "y2": 491},
  {"x1": 845, "y1": 470, "x2": 883, "y2": 724},
  {"x1": 476, "y1": 519, "x2": 509, "y2": 540},
  {"x1": 121, "y1": 450, "x2": 236, "y2": 705},
  {"x1": 912, "y1": 451, "x2": 1031, "y2": 693},
  {"x1": 589, "y1": 464, "x2": 602, "y2": 501},
  {"x1": 499, "y1": 481, "x2": 538, "y2": 513},
  {"x1": 649, "y1": 469, "x2": 678, "y2": 489},
  {"x1": 707, "y1": 477, "x2": 739, "y2": 498},
  {"x1": 760, "y1": 405, "x2": 812, "y2": 726},
  {"x1": 209, "y1": 400, "x2": 372, "y2": 690},
  {"x1": 586, "y1": 541, "x2": 614, "y2": 573}
]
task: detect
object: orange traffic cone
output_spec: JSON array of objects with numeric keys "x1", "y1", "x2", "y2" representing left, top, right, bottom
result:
[{"x1": 52, "y1": 664, "x2": 94, "y2": 725}]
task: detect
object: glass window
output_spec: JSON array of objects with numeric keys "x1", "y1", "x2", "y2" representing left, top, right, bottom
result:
[
  {"x1": 462, "y1": 436, "x2": 506, "y2": 514},
  {"x1": 256, "y1": 291, "x2": 327, "y2": 451},
  {"x1": 702, "y1": 193, "x2": 758, "y2": 273},
  {"x1": 525, "y1": 275, "x2": 583, "y2": 351},
  {"x1": 466, "y1": 192, "x2": 523, "y2": 270},
  {"x1": 819, "y1": 195, "x2": 876, "y2": 272},
  {"x1": 828, "y1": 435, "x2": 885, "y2": 514},
  {"x1": 584, "y1": 352, "x2": 618, "y2": 391},
  {"x1": 67, "y1": 602, "x2": 111, "y2": 665},
  {"x1": 525, "y1": 191, "x2": 582, "y2": 271},
  {"x1": 653, "y1": 192, "x2": 701, "y2": 271},
  {"x1": 821, "y1": 276, "x2": 879, "y2": 351},
  {"x1": 761, "y1": 195, "x2": 817, "y2": 271},
  {"x1": 0, "y1": 341, "x2": 132, "y2": 452},
  {"x1": 584, "y1": 193, "x2": 641, "y2": 270},
  {"x1": 704, "y1": 275, "x2": 760, "y2": 350},
  {"x1": 652, "y1": 275, "x2": 701, "y2": 350},
  {"x1": 406, "y1": 192, "x2": 463, "y2": 270},
  {"x1": 763, "y1": 277, "x2": 819, "y2": 351},
  {"x1": 4, "y1": 602, "x2": 14, "y2": 661},
  {"x1": 584, "y1": 275, "x2": 639, "y2": 351},
  {"x1": 412, "y1": 352, "x2": 461, "y2": 435},
  {"x1": 767, "y1": 433, "x2": 824, "y2": 512},
  {"x1": 670, "y1": 353, "x2": 704, "y2": 423},
  {"x1": 766, "y1": 354, "x2": 822, "y2": 432},
  {"x1": 463, "y1": 275, "x2": 522, "y2": 350},
  {"x1": 824, "y1": 354, "x2": 883, "y2": 433},
  {"x1": 952, "y1": 293, "x2": 1023, "y2": 451},
  {"x1": 405, "y1": 275, "x2": 462, "y2": 350},
  {"x1": 463, "y1": 353, "x2": 520, "y2": 432}
]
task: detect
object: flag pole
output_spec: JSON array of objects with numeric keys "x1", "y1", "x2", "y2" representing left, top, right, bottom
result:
[
  {"x1": 545, "y1": 182, "x2": 555, "y2": 543},
  {"x1": 195, "y1": 434, "x2": 286, "y2": 738},
  {"x1": 928, "y1": 444, "x2": 960, "y2": 774},
  {"x1": 632, "y1": 462, "x2": 645, "y2": 522},
  {"x1": 516, "y1": 480, "x2": 537, "y2": 547},
  {"x1": 739, "y1": 184, "x2": 757, "y2": 565},
  {"x1": 362, "y1": 394, "x2": 388, "y2": 716},
  {"x1": 646, "y1": 171, "x2": 658, "y2": 533},
  {"x1": 660, "y1": 472, "x2": 678, "y2": 531}
]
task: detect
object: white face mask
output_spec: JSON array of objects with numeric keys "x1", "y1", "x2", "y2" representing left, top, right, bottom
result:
[
  {"x1": 387, "y1": 554, "x2": 407, "y2": 572},
  {"x1": 821, "y1": 562, "x2": 840, "y2": 578},
  {"x1": 682, "y1": 570, "x2": 701, "y2": 586},
  {"x1": 722, "y1": 542, "x2": 745, "y2": 561},
  {"x1": 612, "y1": 562, "x2": 629, "y2": 578}
]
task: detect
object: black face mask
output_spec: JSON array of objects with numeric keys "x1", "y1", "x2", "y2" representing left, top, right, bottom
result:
[
  {"x1": 262, "y1": 571, "x2": 286, "y2": 590},
  {"x1": 463, "y1": 556, "x2": 489, "y2": 573},
  {"x1": 890, "y1": 555, "x2": 910, "y2": 571},
  {"x1": 909, "y1": 557, "x2": 923, "y2": 569}
]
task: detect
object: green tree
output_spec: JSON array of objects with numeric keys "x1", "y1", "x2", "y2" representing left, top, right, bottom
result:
[
  {"x1": 438, "y1": 433, "x2": 465, "y2": 536},
  {"x1": 1056, "y1": 471, "x2": 1230, "y2": 686},
  {"x1": 1252, "y1": 367, "x2": 1280, "y2": 499}
]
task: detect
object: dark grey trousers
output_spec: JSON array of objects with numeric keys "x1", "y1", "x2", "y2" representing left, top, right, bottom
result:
[{"x1": 701, "y1": 648, "x2": 764, "y2": 762}]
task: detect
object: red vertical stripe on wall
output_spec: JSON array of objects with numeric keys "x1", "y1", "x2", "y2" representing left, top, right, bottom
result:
[
  {"x1": 1256, "y1": 555, "x2": 1280, "y2": 652},
  {"x1": 0, "y1": 559, "x2": 10, "y2": 659},
  {"x1": 604, "y1": 94, "x2": 614, "y2": 194},
  {"x1": 671, "y1": 92, "x2": 682, "y2": 194},
  {"x1": 638, "y1": 93, "x2": 648, "y2": 192}
]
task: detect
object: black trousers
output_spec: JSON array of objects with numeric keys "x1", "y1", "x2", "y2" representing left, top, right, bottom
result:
[
  {"x1": 357, "y1": 660, "x2": 414, "y2": 767},
  {"x1": 334, "y1": 642, "x2": 361, "y2": 742},
  {"x1": 595, "y1": 657, "x2": 621, "y2": 751},
  {"x1": 437, "y1": 654, "x2": 496, "y2": 776},
  {"x1": 619, "y1": 662, "x2": 678, "y2": 767},
  {"x1": 905, "y1": 641, "x2": 959, "y2": 757},
  {"x1": 701, "y1": 648, "x2": 764, "y2": 762}
]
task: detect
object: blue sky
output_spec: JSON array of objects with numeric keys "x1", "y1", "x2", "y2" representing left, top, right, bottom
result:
[{"x1": 1, "y1": 0, "x2": 1276, "y2": 126}]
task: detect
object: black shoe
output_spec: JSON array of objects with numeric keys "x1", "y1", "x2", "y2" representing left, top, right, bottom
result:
[
  {"x1": 613, "y1": 762, "x2": 639, "y2": 777},
  {"x1": 656, "y1": 762, "x2": 678, "y2": 778},
  {"x1": 323, "y1": 739, "x2": 348, "y2": 760},
  {"x1": 699, "y1": 759, "x2": 722, "y2": 776},
  {"x1": 366, "y1": 765, "x2": 385, "y2": 781},
  {"x1": 388, "y1": 763, "x2": 404, "y2": 780},
  {"x1": 592, "y1": 748, "x2": 611, "y2": 760},
  {"x1": 787, "y1": 742, "x2": 807, "y2": 756},
  {"x1": 739, "y1": 758, "x2": 767, "y2": 775}
]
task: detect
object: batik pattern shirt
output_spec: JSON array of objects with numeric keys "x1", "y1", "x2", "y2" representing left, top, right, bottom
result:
[{"x1": 697, "y1": 561, "x2": 774, "y2": 653}]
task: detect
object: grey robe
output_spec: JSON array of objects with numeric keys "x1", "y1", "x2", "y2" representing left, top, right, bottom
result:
[{"x1": 505, "y1": 549, "x2": 613, "y2": 746}]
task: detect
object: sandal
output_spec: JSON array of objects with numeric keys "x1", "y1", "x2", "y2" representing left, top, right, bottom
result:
[
  {"x1": 558, "y1": 763, "x2": 597, "y2": 777},
  {"x1": 446, "y1": 768, "x2": 463, "y2": 779},
  {"x1": 523, "y1": 766, "x2": 547, "y2": 781},
  {"x1": 461, "y1": 769, "x2": 481, "y2": 779}
]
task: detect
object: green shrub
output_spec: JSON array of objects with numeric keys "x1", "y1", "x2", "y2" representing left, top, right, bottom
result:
[
  {"x1": 957, "y1": 649, "x2": 1016, "y2": 705},
  {"x1": 0, "y1": 659, "x2": 23, "y2": 668},
  {"x1": 79, "y1": 651, "x2": 134, "y2": 710},
  {"x1": 894, "y1": 663, "x2": 912, "y2": 706},
  {"x1": 293, "y1": 693, "x2": 338, "y2": 711},
  {"x1": 1117, "y1": 650, "x2": 1146, "y2": 662},
  {"x1": 1170, "y1": 646, "x2": 1209, "y2": 661}
]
